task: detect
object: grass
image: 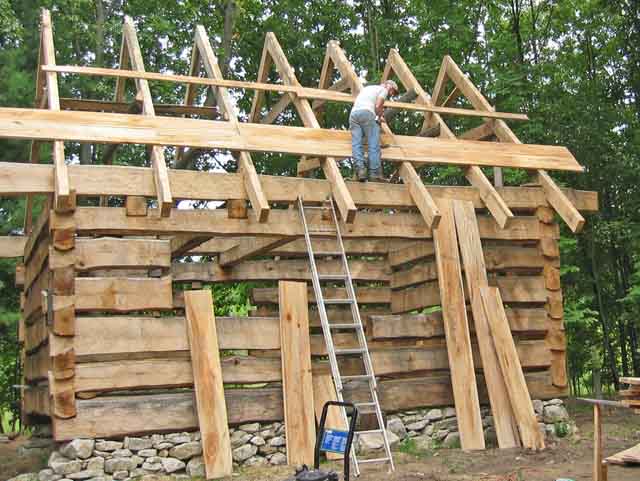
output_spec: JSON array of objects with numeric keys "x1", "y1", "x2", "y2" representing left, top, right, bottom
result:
[{"x1": 396, "y1": 437, "x2": 434, "y2": 459}]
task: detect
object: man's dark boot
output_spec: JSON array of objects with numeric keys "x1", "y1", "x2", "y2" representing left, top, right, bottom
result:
[
  {"x1": 356, "y1": 166, "x2": 368, "y2": 182},
  {"x1": 368, "y1": 171, "x2": 386, "y2": 183}
]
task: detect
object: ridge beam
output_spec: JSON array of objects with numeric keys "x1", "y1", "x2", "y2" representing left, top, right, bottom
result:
[
  {"x1": 264, "y1": 33, "x2": 356, "y2": 223},
  {"x1": 122, "y1": 16, "x2": 172, "y2": 217},
  {"x1": 195, "y1": 25, "x2": 269, "y2": 223}
]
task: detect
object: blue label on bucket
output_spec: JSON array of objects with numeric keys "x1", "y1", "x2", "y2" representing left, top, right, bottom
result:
[{"x1": 320, "y1": 429, "x2": 349, "y2": 454}]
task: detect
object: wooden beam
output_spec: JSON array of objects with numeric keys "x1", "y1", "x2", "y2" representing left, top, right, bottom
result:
[
  {"x1": 44, "y1": 64, "x2": 530, "y2": 121},
  {"x1": 480, "y1": 286, "x2": 545, "y2": 450},
  {"x1": 184, "y1": 290, "x2": 233, "y2": 478},
  {"x1": 60, "y1": 98, "x2": 218, "y2": 117},
  {"x1": 51, "y1": 207, "x2": 553, "y2": 240},
  {"x1": 74, "y1": 276, "x2": 173, "y2": 312},
  {"x1": 398, "y1": 162, "x2": 440, "y2": 229},
  {"x1": 0, "y1": 162, "x2": 599, "y2": 212},
  {"x1": 194, "y1": 25, "x2": 270, "y2": 223},
  {"x1": 465, "y1": 166, "x2": 514, "y2": 229},
  {"x1": 264, "y1": 33, "x2": 356, "y2": 223},
  {"x1": 460, "y1": 121, "x2": 495, "y2": 141},
  {"x1": 537, "y1": 170, "x2": 585, "y2": 233},
  {"x1": 432, "y1": 199, "x2": 484, "y2": 449},
  {"x1": 0, "y1": 236, "x2": 26, "y2": 258},
  {"x1": 0, "y1": 109, "x2": 585, "y2": 172},
  {"x1": 218, "y1": 236, "x2": 295, "y2": 267},
  {"x1": 122, "y1": 16, "x2": 173, "y2": 216},
  {"x1": 249, "y1": 38, "x2": 274, "y2": 122},
  {"x1": 41, "y1": 10, "x2": 74, "y2": 214},
  {"x1": 453, "y1": 200, "x2": 520, "y2": 449},
  {"x1": 261, "y1": 94, "x2": 293, "y2": 124},
  {"x1": 279, "y1": 281, "x2": 316, "y2": 466},
  {"x1": 311, "y1": 77, "x2": 350, "y2": 111}
]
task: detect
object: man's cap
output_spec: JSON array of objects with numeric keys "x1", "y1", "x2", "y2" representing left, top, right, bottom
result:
[{"x1": 384, "y1": 80, "x2": 399, "y2": 93}]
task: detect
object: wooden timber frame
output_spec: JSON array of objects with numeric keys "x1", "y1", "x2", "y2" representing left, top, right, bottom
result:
[{"x1": 1, "y1": 9, "x2": 599, "y2": 454}]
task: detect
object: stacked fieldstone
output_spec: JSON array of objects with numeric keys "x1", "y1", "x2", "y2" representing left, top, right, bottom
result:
[
  {"x1": 382, "y1": 398, "x2": 574, "y2": 451},
  {"x1": 9, "y1": 400, "x2": 574, "y2": 481}
]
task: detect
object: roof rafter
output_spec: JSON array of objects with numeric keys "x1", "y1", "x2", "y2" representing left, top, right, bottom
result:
[
  {"x1": 255, "y1": 32, "x2": 357, "y2": 223},
  {"x1": 121, "y1": 16, "x2": 173, "y2": 217}
]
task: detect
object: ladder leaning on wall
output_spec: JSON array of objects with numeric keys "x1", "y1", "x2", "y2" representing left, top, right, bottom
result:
[{"x1": 297, "y1": 196, "x2": 395, "y2": 475}]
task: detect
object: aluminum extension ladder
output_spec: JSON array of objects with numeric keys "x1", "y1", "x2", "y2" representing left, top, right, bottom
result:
[{"x1": 297, "y1": 196, "x2": 395, "y2": 475}]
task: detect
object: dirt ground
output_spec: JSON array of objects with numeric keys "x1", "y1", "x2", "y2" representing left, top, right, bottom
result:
[{"x1": 1, "y1": 400, "x2": 639, "y2": 481}]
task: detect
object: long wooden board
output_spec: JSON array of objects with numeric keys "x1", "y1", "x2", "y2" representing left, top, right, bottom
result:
[
  {"x1": 278, "y1": 281, "x2": 316, "y2": 466},
  {"x1": 0, "y1": 162, "x2": 599, "y2": 212},
  {"x1": 0, "y1": 108, "x2": 584, "y2": 172},
  {"x1": 172, "y1": 258, "x2": 390, "y2": 283},
  {"x1": 71, "y1": 340, "x2": 550, "y2": 393},
  {"x1": 74, "y1": 277, "x2": 173, "y2": 312},
  {"x1": 432, "y1": 199, "x2": 484, "y2": 450},
  {"x1": 52, "y1": 370, "x2": 565, "y2": 441},
  {"x1": 0, "y1": 236, "x2": 26, "y2": 257},
  {"x1": 184, "y1": 290, "x2": 232, "y2": 478},
  {"x1": 480, "y1": 286, "x2": 545, "y2": 450},
  {"x1": 453, "y1": 200, "x2": 520, "y2": 449},
  {"x1": 50, "y1": 238, "x2": 170, "y2": 271}
]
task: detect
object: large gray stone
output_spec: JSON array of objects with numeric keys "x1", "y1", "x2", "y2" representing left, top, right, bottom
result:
[
  {"x1": 434, "y1": 417, "x2": 458, "y2": 431},
  {"x1": 230, "y1": 431, "x2": 252, "y2": 448},
  {"x1": 165, "y1": 433, "x2": 191, "y2": 445},
  {"x1": 250, "y1": 435, "x2": 266, "y2": 446},
  {"x1": 239, "y1": 423, "x2": 261, "y2": 433},
  {"x1": 532, "y1": 399, "x2": 544, "y2": 416},
  {"x1": 545, "y1": 398, "x2": 563, "y2": 406},
  {"x1": 269, "y1": 452, "x2": 287, "y2": 466},
  {"x1": 160, "y1": 457, "x2": 185, "y2": 474},
  {"x1": 405, "y1": 419, "x2": 428, "y2": 431},
  {"x1": 60, "y1": 440, "x2": 95, "y2": 461},
  {"x1": 123, "y1": 437, "x2": 153, "y2": 451},
  {"x1": 269, "y1": 436, "x2": 286, "y2": 447},
  {"x1": 233, "y1": 444, "x2": 258, "y2": 462},
  {"x1": 111, "y1": 449, "x2": 131, "y2": 458},
  {"x1": 141, "y1": 460, "x2": 162, "y2": 472},
  {"x1": 38, "y1": 469, "x2": 62, "y2": 481},
  {"x1": 94, "y1": 441, "x2": 122, "y2": 453},
  {"x1": 168, "y1": 442, "x2": 202, "y2": 460},
  {"x1": 244, "y1": 456, "x2": 267, "y2": 466},
  {"x1": 67, "y1": 471, "x2": 98, "y2": 480},
  {"x1": 543, "y1": 404, "x2": 569, "y2": 423},
  {"x1": 258, "y1": 444, "x2": 278, "y2": 455},
  {"x1": 104, "y1": 457, "x2": 137, "y2": 474},
  {"x1": 442, "y1": 432, "x2": 460, "y2": 449},
  {"x1": 443, "y1": 407, "x2": 456, "y2": 418},
  {"x1": 186, "y1": 456, "x2": 205, "y2": 477},
  {"x1": 386, "y1": 430, "x2": 401, "y2": 447},
  {"x1": 357, "y1": 433, "x2": 384, "y2": 452},
  {"x1": 137, "y1": 449, "x2": 157, "y2": 458},
  {"x1": 387, "y1": 417, "x2": 407, "y2": 440},
  {"x1": 111, "y1": 471, "x2": 127, "y2": 481},
  {"x1": 413, "y1": 435, "x2": 435, "y2": 451},
  {"x1": 85, "y1": 459, "x2": 104, "y2": 473},
  {"x1": 8, "y1": 474, "x2": 38, "y2": 481},
  {"x1": 153, "y1": 442, "x2": 173, "y2": 451},
  {"x1": 49, "y1": 453, "x2": 83, "y2": 476},
  {"x1": 426, "y1": 409, "x2": 443, "y2": 421}
]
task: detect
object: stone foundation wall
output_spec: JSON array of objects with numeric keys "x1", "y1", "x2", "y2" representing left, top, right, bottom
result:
[{"x1": 9, "y1": 399, "x2": 573, "y2": 481}]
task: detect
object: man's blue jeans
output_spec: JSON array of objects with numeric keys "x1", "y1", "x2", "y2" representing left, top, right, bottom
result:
[{"x1": 349, "y1": 109, "x2": 381, "y2": 176}]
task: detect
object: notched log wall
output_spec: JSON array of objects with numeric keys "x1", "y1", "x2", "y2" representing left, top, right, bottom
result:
[{"x1": 20, "y1": 206, "x2": 569, "y2": 441}]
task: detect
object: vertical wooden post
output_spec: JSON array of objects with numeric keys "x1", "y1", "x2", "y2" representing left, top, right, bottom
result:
[
  {"x1": 184, "y1": 289, "x2": 233, "y2": 479},
  {"x1": 279, "y1": 281, "x2": 316, "y2": 465},
  {"x1": 433, "y1": 199, "x2": 485, "y2": 450},
  {"x1": 593, "y1": 403, "x2": 606, "y2": 481}
]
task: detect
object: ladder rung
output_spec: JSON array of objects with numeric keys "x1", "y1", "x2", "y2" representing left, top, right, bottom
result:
[
  {"x1": 314, "y1": 251, "x2": 342, "y2": 256},
  {"x1": 354, "y1": 402, "x2": 377, "y2": 408},
  {"x1": 324, "y1": 299, "x2": 353, "y2": 305},
  {"x1": 308, "y1": 228, "x2": 337, "y2": 234},
  {"x1": 335, "y1": 348, "x2": 366, "y2": 355},
  {"x1": 303, "y1": 206, "x2": 329, "y2": 211},
  {"x1": 356, "y1": 429, "x2": 383, "y2": 435},
  {"x1": 358, "y1": 457, "x2": 391, "y2": 464},
  {"x1": 341, "y1": 374, "x2": 373, "y2": 381},
  {"x1": 329, "y1": 323, "x2": 361, "y2": 329},
  {"x1": 318, "y1": 274, "x2": 347, "y2": 281}
]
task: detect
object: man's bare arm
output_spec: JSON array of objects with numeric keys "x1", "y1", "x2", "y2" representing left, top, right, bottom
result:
[{"x1": 375, "y1": 96, "x2": 386, "y2": 119}]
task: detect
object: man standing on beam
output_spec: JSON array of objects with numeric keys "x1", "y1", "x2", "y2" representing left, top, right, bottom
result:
[{"x1": 349, "y1": 79, "x2": 398, "y2": 182}]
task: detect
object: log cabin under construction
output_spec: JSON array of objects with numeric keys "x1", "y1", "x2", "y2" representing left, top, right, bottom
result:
[{"x1": 0, "y1": 9, "x2": 598, "y2": 476}]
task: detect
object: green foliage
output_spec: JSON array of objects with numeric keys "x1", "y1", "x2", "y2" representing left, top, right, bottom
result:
[{"x1": 397, "y1": 437, "x2": 432, "y2": 458}]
